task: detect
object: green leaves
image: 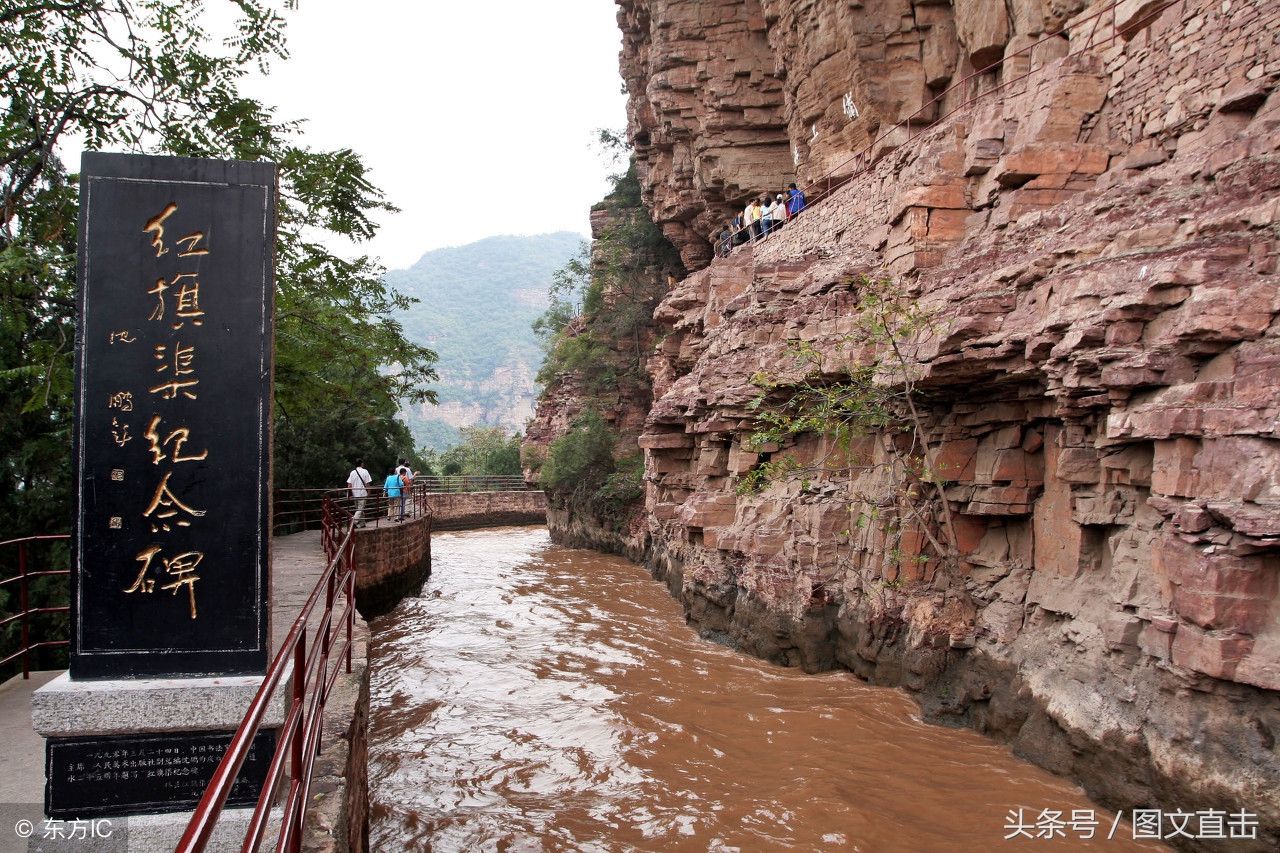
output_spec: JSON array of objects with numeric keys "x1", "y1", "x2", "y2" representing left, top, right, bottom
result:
[
  {"x1": 279, "y1": 147, "x2": 394, "y2": 242},
  {"x1": 535, "y1": 157, "x2": 683, "y2": 383},
  {"x1": 533, "y1": 241, "x2": 592, "y2": 345},
  {"x1": 1, "y1": 2, "x2": 437, "y2": 499},
  {"x1": 539, "y1": 409, "x2": 617, "y2": 497},
  {"x1": 431, "y1": 426, "x2": 523, "y2": 477},
  {"x1": 737, "y1": 274, "x2": 961, "y2": 573},
  {"x1": 742, "y1": 276, "x2": 932, "y2": 470}
]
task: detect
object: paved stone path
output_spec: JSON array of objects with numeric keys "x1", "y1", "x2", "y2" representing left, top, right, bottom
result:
[{"x1": 0, "y1": 530, "x2": 331, "y2": 822}]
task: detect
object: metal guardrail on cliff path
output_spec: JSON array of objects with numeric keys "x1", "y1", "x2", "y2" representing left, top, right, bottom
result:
[
  {"x1": 175, "y1": 494, "x2": 359, "y2": 853},
  {"x1": 274, "y1": 478, "x2": 527, "y2": 534},
  {"x1": 0, "y1": 535, "x2": 70, "y2": 680}
]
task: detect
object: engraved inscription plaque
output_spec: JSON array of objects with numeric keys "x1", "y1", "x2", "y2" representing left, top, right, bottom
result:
[
  {"x1": 71, "y1": 153, "x2": 276, "y2": 678},
  {"x1": 46, "y1": 729, "x2": 276, "y2": 817}
]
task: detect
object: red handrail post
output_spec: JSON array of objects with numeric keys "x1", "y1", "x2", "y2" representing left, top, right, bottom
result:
[
  {"x1": 19, "y1": 541, "x2": 29, "y2": 679},
  {"x1": 324, "y1": 573, "x2": 334, "y2": 664},
  {"x1": 290, "y1": 630, "x2": 306, "y2": 853},
  {"x1": 345, "y1": 538, "x2": 355, "y2": 675}
]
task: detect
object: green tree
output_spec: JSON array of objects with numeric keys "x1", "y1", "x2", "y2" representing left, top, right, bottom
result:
[
  {"x1": 273, "y1": 364, "x2": 426, "y2": 491},
  {"x1": 435, "y1": 426, "x2": 523, "y2": 477},
  {"x1": 741, "y1": 275, "x2": 960, "y2": 576},
  {"x1": 533, "y1": 158, "x2": 683, "y2": 385},
  {"x1": 539, "y1": 409, "x2": 617, "y2": 499},
  {"x1": 537, "y1": 408, "x2": 643, "y2": 530},
  {"x1": 0, "y1": 1, "x2": 438, "y2": 516},
  {"x1": 531, "y1": 241, "x2": 594, "y2": 345}
]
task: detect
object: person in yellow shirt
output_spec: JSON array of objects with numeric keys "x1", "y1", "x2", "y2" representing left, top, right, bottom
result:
[{"x1": 745, "y1": 198, "x2": 763, "y2": 241}]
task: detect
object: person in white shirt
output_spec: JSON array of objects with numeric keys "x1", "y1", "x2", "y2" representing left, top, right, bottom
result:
[
  {"x1": 761, "y1": 196, "x2": 780, "y2": 237},
  {"x1": 396, "y1": 459, "x2": 415, "y2": 518},
  {"x1": 743, "y1": 200, "x2": 759, "y2": 241},
  {"x1": 346, "y1": 459, "x2": 372, "y2": 527}
]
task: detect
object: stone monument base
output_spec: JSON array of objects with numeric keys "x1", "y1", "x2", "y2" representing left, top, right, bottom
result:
[
  {"x1": 30, "y1": 671, "x2": 290, "y2": 847},
  {"x1": 27, "y1": 806, "x2": 283, "y2": 853}
]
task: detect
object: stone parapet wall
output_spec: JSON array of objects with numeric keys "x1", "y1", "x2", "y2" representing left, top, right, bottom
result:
[
  {"x1": 427, "y1": 491, "x2": 548, "y2": 531},
  {"x1": 350, "y1": 517, "x2": 431, "y2": 619},
  {"x1": 347, "y1": 492, "x2": 546, "y2": 617}
]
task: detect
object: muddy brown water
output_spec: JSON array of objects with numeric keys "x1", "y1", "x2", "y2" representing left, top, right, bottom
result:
[{"x1": 369, "y1": 526, "x2": 1168, "y2": 852}]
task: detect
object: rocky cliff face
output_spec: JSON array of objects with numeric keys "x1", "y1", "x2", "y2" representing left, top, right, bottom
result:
[
  {"x1": 618, "y1": 0, "x2": 1160, "y2": 273},
  {"x1": 524, "y1": 201, "x2": 677, "y2": 562},
  {"x1": 541, "y1": 0, "x2": 1280, "y2": 848}
]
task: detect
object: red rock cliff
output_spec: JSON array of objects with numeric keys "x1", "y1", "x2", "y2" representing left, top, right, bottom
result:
[{"x1": 604, "y1": 0, "x2": 1280, "y2": 848}]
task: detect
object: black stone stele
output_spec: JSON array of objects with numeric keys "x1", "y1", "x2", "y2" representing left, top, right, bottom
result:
[
  {"x1": 45, "y1": 729, "x2": 276, "y2": 817},
  {"x1": 71, "y1": 153, "x2": 276, "y2": 678}
]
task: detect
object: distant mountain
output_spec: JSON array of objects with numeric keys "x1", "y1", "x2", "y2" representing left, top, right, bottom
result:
[{"x1": 387, "y1": 232, "x2": 584, "y2": 450}]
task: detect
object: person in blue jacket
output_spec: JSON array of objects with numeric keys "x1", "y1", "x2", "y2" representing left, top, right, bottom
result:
[
  {"x1": 384, "y1": 467, "x2": 404, "y2": 520},
  {"x1": 786, "y1": 182, "x2": 806, "y2": 218}
]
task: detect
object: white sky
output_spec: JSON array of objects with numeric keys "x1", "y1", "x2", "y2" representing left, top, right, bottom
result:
[{"x1": 235, "y1": 0, "x2": 627, "y2": 271}]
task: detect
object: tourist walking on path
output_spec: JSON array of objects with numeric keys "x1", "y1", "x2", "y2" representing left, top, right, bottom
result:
[
  {"x1": 396, "y1": 458, "x2": 415, "y2": 517},
  {"x1": 384, "y1": 467, "x2": 405, "y2": 521},
  {"x1": 762, "y1": 195, "x2": 782, "y2": 237},
  {"x1": 787, "y1": 182, "x2": 806, "y2": 218},
  {"x1": 346, "y1": 458, "x2": 372, "y2": 527},
  {"x1": 746, "y1": 198, "x2": 764, "y2": 241}
]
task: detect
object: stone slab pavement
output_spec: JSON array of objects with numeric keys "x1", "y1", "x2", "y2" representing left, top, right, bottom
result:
[
  {"x1": 0, "y1": 668, "x2": 60, "y2": 797},
  {"x1": 0, "y1": 530, "x2": 331, "y2": 850}
]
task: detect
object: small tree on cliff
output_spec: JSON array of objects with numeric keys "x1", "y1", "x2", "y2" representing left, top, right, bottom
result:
[
  {"x1": 534, "y1": 157, "x2": 683, "y2": 384},
  {"x1": 740, "y1": 275, "x2": 960, "y2": 579},
  {"x1": 537, "y1": 409, "x2": 643, "y2": 531}
]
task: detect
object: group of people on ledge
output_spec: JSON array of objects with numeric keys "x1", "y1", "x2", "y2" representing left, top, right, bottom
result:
[
  {"x1": 716, "y1": 183, "x2": 807, "y2": 257},
  {"x1": 345, "y1": 458, "x2": 419, "y2": 527}
]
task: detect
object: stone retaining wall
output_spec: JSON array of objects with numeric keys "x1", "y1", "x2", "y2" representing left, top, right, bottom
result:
[
  {"x1": 350, "y1": 517, "x2": 431, "y2": 620},
  {"x1": 428, "y1": 491, "x2": 548, "y2": 531}
]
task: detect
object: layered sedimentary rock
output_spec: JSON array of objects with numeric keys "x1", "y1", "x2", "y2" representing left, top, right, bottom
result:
[
  {"x1": 619, "y1": 0, "x2": 1098, "y2": 273},
  {"x1": 530, "y1": 0, "x2": 1280, "y2": 849},
  {"x1": 523, "y1": 204, "x2": 673, "y2": 561},
  {"x1": 617, "y1": 0, "x2": 789, "y2": 271}
]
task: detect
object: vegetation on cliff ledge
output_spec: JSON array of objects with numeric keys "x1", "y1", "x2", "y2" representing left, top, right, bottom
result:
[
  {"x1": 534, "y1": 159, "x2": 682, "y2": 392},
  {"x1": 740, "y1": 275, "x2": 961, "y2": 579},
  {"x1": 529, "y1": 155, "x2": 681, "y2": 530},
  {"x1": 532, "y1": 409, "x2": 643, "y2": 530}
]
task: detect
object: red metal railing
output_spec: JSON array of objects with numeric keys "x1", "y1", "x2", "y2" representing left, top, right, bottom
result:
[
  {"x1": 175, "y1": 495, "x2": 357, "y2": 853},
  {"x1": 275, "y1": 478, "x2": 494, "y2": 537},
  {"x1": 0, "y1": 535, "x2": 70, "y2": 680},
  {"x1": 722, "y1": 0, "x2": 1178, "y2": 248}
]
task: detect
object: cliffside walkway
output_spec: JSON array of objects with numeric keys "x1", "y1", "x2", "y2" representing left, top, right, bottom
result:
[
  {"x1": 715, "y1": 0, "x2": 1178, "y2": 259},
  {"x1": 0, "y1": 483, "x2": 546, "y2": 850},
  {"x1": 0, "y1": 530, "x2": 335, "y2": 811}
]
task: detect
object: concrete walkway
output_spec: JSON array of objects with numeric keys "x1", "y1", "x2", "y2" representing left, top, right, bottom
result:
[
  {"x1": 0, "y1": 669, "x2": 60, "y2": 801},
  {"x1": 0, "y1": 530, "x2": 331, "y2": 838}
]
